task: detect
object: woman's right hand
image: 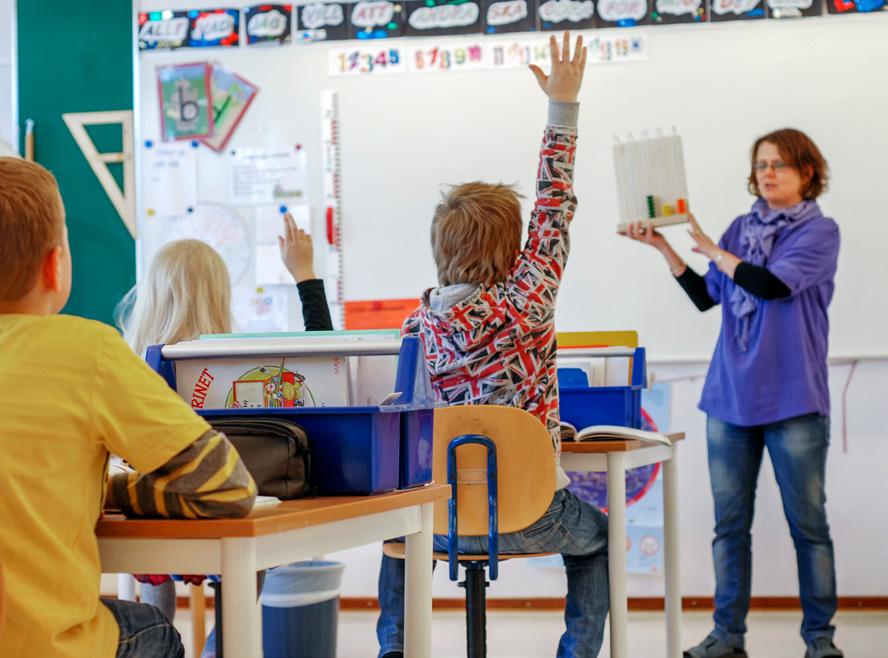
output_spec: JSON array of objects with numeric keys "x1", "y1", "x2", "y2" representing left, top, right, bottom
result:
[{"x1": 620, "y1": 220, "x2": 669, "y2": 252}]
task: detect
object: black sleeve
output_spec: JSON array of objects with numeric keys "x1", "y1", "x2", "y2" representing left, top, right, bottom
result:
[
  {"x1": 734, "y1": 262, "x2": 791, "y2": 300},
  {"x1": 675, "y1": 267, "x2": 717, "y2": 312},
  {"x1": 296, "y1": 279, "x2": 334, "y2": 331}
]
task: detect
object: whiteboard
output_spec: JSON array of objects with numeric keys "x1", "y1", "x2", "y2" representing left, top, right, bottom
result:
[{"x1": 135, "y1": 0, "x2": 888, "y2": 359}]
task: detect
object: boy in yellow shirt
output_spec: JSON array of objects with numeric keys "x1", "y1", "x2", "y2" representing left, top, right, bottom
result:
[{"x1": 0, "y1": 157, "x2": 257, "y2": 658}]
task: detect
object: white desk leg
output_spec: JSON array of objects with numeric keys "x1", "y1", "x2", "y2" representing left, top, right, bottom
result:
[
  {"x1": 663, "y1": 447, "x2": 682, "y2": 658},
  {"x1": 404, "y1": 502, "x2": 434, "y2": 658},
  {"x1": 117, "y1": 574, "x2": 136, "y2": 602},
  {"x1": 607, "y1": 452, "x2": 628, "y2": 658},
  {"x1": 222, "y1": 537, "x2": 260, "y2": 658}
]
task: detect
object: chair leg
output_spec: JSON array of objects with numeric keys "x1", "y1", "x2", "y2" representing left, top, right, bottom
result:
[
  {"x1": 209, "y1": 581, "x2": 223, "y2": 658},
  {"x1": 459, "y1": 561, "x2": 488, "y2": 658},
  {"x1": 190, "y1": 584, "x2": 206, "y2": 658}
]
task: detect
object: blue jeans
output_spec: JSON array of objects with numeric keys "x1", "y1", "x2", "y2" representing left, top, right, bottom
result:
[
  {"x1": 102, "y1": 598, "x2": 185, "y2": 658},
  {"x1": 376, "y1": 488, "x2": 609, "y2": 658},
  {"x1": 707, "y1": 413, "x2": 837, "y2": 649}
]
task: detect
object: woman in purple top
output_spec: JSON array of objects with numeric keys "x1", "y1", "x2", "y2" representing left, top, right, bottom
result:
[{"x1": 622, "y1": 129, "x2": 842, "y2": 658}]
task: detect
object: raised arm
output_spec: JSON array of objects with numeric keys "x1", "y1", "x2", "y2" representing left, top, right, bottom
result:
[
  {"x1": 508, "y1": 33, "x2": 587, "y2": 321},
  {"x1": 279, "y1": 212, "x2": 335, "y2": 331}
]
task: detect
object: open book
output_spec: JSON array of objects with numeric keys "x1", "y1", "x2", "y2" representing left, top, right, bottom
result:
[{"x1": 560, "y1": 422, "x2": 671, "y2": 446}]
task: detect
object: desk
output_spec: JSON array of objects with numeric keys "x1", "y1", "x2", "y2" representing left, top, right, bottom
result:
[
  {"x1": 98, "y1": 485, "x2": 449, "y2": 658},
  {"x1": 561, "y1": 433, "x2": 684, "y2": 658}
]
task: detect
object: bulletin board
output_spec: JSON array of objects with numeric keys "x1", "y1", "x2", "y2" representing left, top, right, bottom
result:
[{"x1": 134, "y1": 0, "x2": 888, "y2": 359}]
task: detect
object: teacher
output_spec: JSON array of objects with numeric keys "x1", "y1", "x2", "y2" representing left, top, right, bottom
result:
[{"x1": 622, "y1": 128, "x2": 842, "y2": 658}]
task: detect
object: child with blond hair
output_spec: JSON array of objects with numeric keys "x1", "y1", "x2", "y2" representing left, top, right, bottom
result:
[
  {"x1": 116, "y1": 214, "x2": 332, "y2": 653},
  {"x1": 376, "y1": 33, "x2": 610, "y2": 658},
  {"x1": 0, "y1": 158, "x2": 256, "y2": 658}
]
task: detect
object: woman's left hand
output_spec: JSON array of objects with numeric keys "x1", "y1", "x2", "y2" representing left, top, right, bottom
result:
[{"x1": 687, "y1": 214, "x2": 720, "y2": 260}]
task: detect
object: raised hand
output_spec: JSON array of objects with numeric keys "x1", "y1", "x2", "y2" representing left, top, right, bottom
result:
[
  {"x1": 687, "y1": 214, "x2": 719, "y2": 260},
  {"x1": 278, "y1": 212, "x2": 316, "y2": 283},
  {"x1": 529, "y1": 32, "x2": 588, "y2": 103}
]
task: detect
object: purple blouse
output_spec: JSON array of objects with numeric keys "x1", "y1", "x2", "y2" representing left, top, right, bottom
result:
[{"x1": 700, "y1": 202, "x2": 840, "y2": 426}]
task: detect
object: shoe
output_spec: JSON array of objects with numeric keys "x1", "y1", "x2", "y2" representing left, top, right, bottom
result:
[
  {"x1": 805, "y1": 638, "x2": 844, "y2": 658},
  {"x1": 684, "y1": 633, "x2": 748, "y2": 658}
]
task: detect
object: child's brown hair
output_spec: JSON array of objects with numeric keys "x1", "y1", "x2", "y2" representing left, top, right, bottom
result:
[
  {"x1": 0, "y1": 158, "x2": 65, "y2": 302},
  {"x1": 431, "y1": 182, "x2": 523, "y2": 287}
]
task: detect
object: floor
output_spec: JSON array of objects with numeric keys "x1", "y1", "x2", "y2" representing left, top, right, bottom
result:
[{"x1": 176, "y1": 608, "x2": 888, "y2": 657}]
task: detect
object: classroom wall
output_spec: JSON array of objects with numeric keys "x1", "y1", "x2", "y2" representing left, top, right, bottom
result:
[
  {"x1": 16, "y1": 0, "x2": 135, "y2": 324},
  {"x1": 0, "y1": 0, "x2": 14, "y2": 152}
]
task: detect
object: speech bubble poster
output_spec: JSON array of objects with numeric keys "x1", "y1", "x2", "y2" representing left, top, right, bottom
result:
[
  {"x1": 596, "y1": 0, "x2": 650, "y2": 25},
  {"x1": 483, "y1": 0, "x2": 536, "y2": 33},
  {"x1": 826, "y1": 0, "x2": 885, "y2": 13},
  {"x1": 538, "y1": 0, "x2": 597, "y2": 30},
  {"x1": 404, "y1": 0, "x2": 484, "y2": 36},
  {"x1": 187, "y1": 8, "x2": 241, "y2": 47},
  {"x1": 710, "y1": 0, "x2": 767, "y2": 19},
  {"x1": 244, "y1": 4, "x2": 293, "y2": 44},
  {"x1": 350, "y1": 0, "x2": 405, "y2": 39},
  {"x1": 651, "y1": 0, "x2": 706, "y2": 22},
  {"x1": 767, "y1": 0, "x2": 823, "y2": 17},
  {"x1": 296, "y1": 2, "x2": 352, "y2": 41},
  {"x1": 138, "y1": 11, "x2": 191, "y2": 50}
]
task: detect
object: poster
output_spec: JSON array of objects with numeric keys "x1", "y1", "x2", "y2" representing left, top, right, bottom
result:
[
  {"x1": 141, "y1": 142, "x2": 198, "y2": 218},
  {"x1": 350, "y1": 0, "x2": 405, "y2": 39},
  {"x1": 483, "y1": 0, "x2": 536, "y2": 33},
  {"x1": 230, "y1": 147, "x2": 308, "y2": 205},
  {"x1": 296, "y1": 2, "x2": 352, "y2": 41},
  {"x1": 597, "y1": 0, "x2": 650, "y2": 26},
  {"x1": 651, "y1": 0, "x2": 706, "y2": 22},
  {"x1": 537, "y1": 0, "x2": 597, "y2": 31},
  {"x1": 826, "y1": 0, "x2": 884, "y2": 12},
  {"x1": 138, "y1": 11, "x2": 191, "y2": 50},
  {"x1": 245, "y1": 4, "x2": 293, "y2": 44},
  {"x1": 344, "y1": 299, "x2": 421, "y2": 330},
  {"x1": 710, "y1": 0, "x2": 766, "y2": 20},
  {"x1": 767, "y1": 0, "x2": 822, "y2": 15},
  {"x1": 156, "y1": 62, "x2": 214, "y2": 141},
  {"x1": 487, "y1": 39, "x2": 551, "y2": 68},
  {"x1": 407, "y1": 42, "x2": 488, "y2": 73},
  {"x1": 201, "y1": 66, "x2": 259, "y2": 153},
  {"x1": 232, "y1": 286, "x2": 291, "y2": 333},
  {"x1": 404, "y1": 0, "x2": 484, "y2": 37},
  {"x1": 187, "y1": 8, "x2": 241, "y2": 47},
  {"x1": 328, "y1": 45, "x2": 407, "y2": 75}
]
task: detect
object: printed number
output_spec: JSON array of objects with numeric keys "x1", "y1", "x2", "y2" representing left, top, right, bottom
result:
[
  {"x1": 415, "y1": 50, "x2": 425, "y2": 69},
  {"x1": 389, "y1": 48, "x2": 400, "y2": 65},
  {"x1": 361, "y1": 53, "x2": 373, "y2": 73},
  {"x1": 348, "y1": 51, "x2": 360, "y2": 71},
  {"x1": 375, "y1": 51, "x2": 388, "y2": 67},
  {"x1": 439, "y1": 49, "x2": 451, "y2": 69},
  {"x1": 454, "y1": 48, "x2": 466, "y2": 66}
]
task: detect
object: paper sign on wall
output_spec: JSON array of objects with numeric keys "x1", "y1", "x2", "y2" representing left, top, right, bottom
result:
[
  {"x1": 597, "y1": 0, "x2": 650, "y2": 25},
  {"x1": 232, "y1": 286, "x2": 290, "y2": 332},
  {"x1": 142, "y1": 142, "x2": 198, "y2": 218},
  {"x1": 157, "y1": 62, "x2": 214, "y2": 141},
  {"x1": 483, "y1": 0, "x2": 536, "y2": 33},
  {"x1": 768, "y1": 0, "x2": 822, "y2": 16},
  {"x1": 344, "y1": 299, "x2": 420, "y2": 330},
  {"x1": 139, "y1": 11, "x2": 191, "y2": 50},
  {"x1": 188, "y1": 8, "x2": 241, "y2": 47},
  {"x1": 710, "y1": 0, "x2": 766, "y2": 19},
  {"x1": 230, "y1": 147, "x2": 308, "y2": 205},
  {"x1": 349, "y1": 0, "x2": 405, "y2": 39},
  {"x1": 537, "y1": 0, "x2": 596, "y2": 31},
  {"x1": 296, "y1": 2, "x2": 351, "y2": 41},
  {"x1": 651, "y1": 0, "x2": 706, "y2": 23},
  {"x1": 329, "y1": 46, "x2": 407, "y2": 76},
  {"x1": 245, "y1": 4, "x2": 293, "y2": 44},
  {"x1": 201, "y1": 65, "x2": 259, "y2": 152},
  {"x1": 407, "y1": 42, "x2": 488, "y2": 73},
  {"x1": 404, "y1": 0, "x2": 483, "y2": 37}
]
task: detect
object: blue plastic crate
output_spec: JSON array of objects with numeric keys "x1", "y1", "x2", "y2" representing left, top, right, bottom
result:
[
  {"x1": 558, "y1": 348, "x2": 646, "y2": 430},
  {"x1": 145, "y1": 336, "x2": 436, "y2": 495}
]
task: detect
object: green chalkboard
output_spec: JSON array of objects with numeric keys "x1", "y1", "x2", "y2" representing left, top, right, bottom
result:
[{"x1": 17, "y1": 0, "x2": 134, "y2": 325}]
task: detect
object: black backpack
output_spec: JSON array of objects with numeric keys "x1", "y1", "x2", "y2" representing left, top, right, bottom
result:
[{"x1": 206, "y1": 417, "x2": 312, "y2": 499}]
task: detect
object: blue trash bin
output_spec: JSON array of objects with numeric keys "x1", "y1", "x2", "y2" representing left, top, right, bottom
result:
[{"x1": 261, "y1": 561, "x2": 346, "y2": 658}]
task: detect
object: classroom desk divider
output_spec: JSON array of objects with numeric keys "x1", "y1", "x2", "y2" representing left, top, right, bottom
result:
[{"x1": 145, "y1": 334, "x2": 436, "y2": 494}]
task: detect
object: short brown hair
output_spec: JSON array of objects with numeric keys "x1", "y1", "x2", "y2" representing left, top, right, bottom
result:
[
  {"x1": 0, "y1": 158, "x2": 65, "y2": 302},
  {"x1": 431, "y1": 182, "x2": 523, "y2": 287},
  {"x1": 748, "y1": 128, "x2": 828, "y2": 200}
]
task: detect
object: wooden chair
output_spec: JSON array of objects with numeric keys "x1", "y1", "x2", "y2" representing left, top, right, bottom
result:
[{"x1": 384, "y1": 405, "x2": 556, "y2": 658}]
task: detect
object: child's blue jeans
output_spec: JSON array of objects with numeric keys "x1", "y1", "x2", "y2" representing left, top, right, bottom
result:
[
  {"x1": 376, "y1": 487, "x2": 610, "y2": 658},
  {"x1": 706, "y1": 413, "x2": 837, "y2": 649},
  {"x1": 102, "y1": 598, "x2": 185, "y2": 658}
]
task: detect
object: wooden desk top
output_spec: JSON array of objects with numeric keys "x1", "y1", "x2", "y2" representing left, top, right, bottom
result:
[
  {"x1": 96, "y1": 484, "x2": 450, "y2": 539},
  {"x1": 561, "y1": 432, "x2": 685, "y2": 453}
]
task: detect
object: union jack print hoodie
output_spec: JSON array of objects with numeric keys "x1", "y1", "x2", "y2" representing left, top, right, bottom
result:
[{"x1": 403, "y1": 100, "x2": 579, "y2": 490}]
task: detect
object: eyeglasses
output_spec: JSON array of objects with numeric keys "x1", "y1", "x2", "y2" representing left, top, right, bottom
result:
[{"x1": 753, "y1": 161, "x2": 791, "y2": 172}]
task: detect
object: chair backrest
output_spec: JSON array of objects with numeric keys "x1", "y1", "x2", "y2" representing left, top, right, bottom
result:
[{"x1": 432, "y1": 406, "x2": 556, "y2": 537}]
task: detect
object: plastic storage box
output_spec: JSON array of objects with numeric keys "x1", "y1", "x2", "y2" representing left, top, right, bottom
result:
[
  {"x1": 558, "y1": 347, "x2": 646, "y2": 430},
  {"x1": 145, "y1": 334, "x2": 436, "y2": 495}
]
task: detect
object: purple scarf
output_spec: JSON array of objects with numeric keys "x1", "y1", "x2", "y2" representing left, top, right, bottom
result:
[{"x1": 729, "y1": 198, "x2": 819, "y2": 351}]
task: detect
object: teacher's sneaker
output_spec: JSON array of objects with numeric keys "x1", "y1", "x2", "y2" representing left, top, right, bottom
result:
[
  {"x1": 683, "y1": 633, "x2": 748, "y2": 658},
  {"x1": 805, "y1": 638, "x2": 844, "y2": 658}
]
